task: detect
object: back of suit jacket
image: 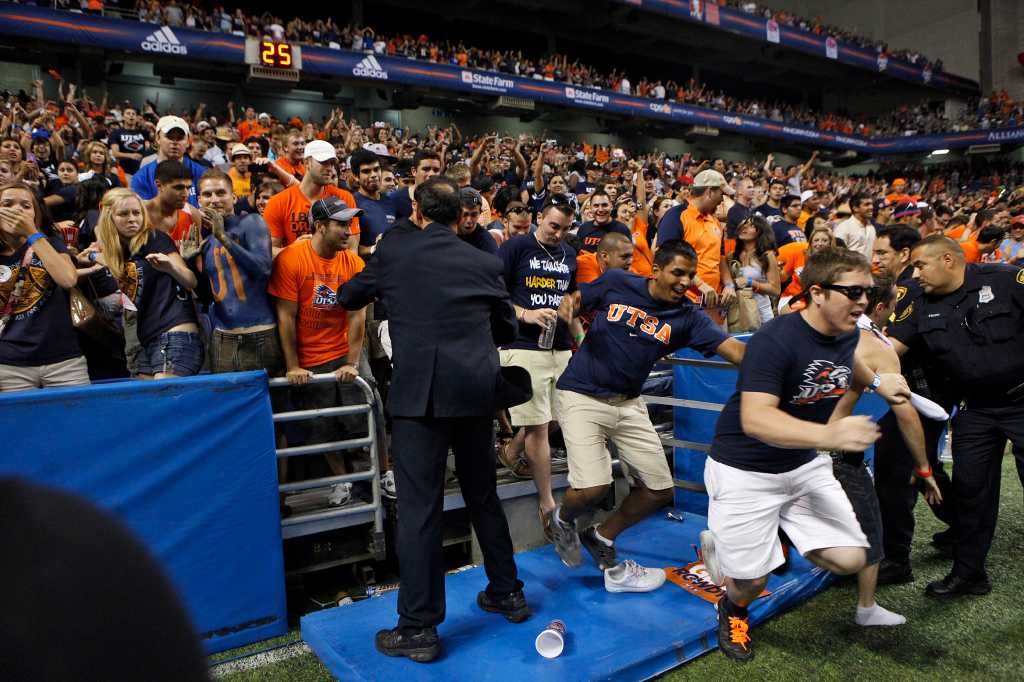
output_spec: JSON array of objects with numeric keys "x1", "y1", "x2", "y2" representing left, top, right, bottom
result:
[{"x1": 339, "y1": 221, "x2": 516, "y2": 417}]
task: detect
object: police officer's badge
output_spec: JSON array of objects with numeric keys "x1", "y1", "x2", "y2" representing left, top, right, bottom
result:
[
  {"x1": 896, "y1": 286, "x2": 908, "y2": 302},
  {"x1": 896, "y1": 302, "x2": 913, "y2": 323},
  {"x1": 1017, "y1": 269, "x2": 1024, "y2": 286}
]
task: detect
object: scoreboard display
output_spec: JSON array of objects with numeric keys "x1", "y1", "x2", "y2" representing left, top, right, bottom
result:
[{"x1": 245, "y1": 37, "x2": 302, "y2": 71}]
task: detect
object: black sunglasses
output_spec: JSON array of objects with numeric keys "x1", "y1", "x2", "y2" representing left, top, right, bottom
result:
[
  {"x1": 820, "y1": 283, "x2": 877, "y2": 301},
  {"x1": 507, "y1": 206, "x2": 529, "y2": 214}
]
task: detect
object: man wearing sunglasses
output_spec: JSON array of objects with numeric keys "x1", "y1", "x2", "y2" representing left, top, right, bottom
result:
[
  {"x1": 699, "y1": 248, "x2": 912, "y2": 662},
  {"x1": 888, "y1": 235, "x2": 1024, "y2": 600}
]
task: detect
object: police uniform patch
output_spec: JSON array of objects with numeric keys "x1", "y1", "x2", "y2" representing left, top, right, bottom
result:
[
  {"x1": 896, "y1": 285, "x2": 908, "y2": 302},
  {"x1": 895, "y1": 302, "x2": 913, "y2": 323},
  {"x1": 1017, "y1": 268, "x2": 1024, "y2": 286}
]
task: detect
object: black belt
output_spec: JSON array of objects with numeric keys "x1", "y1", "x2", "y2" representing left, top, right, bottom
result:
[{"x1": 829, "y1": 451, "x2": 864, "y2": 467}]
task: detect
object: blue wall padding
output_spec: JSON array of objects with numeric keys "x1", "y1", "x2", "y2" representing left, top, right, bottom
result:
[{"x1": 0, "y1": 372, "x2": 287, "y2": 653}]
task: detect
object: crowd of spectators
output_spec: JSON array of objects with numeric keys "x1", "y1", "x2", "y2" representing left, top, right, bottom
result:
[{"x1": 20, "y1": 0, "x2": 1023, "y2": 138}]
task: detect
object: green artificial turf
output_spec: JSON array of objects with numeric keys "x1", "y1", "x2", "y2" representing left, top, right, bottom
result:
[{"x1": 218, "y1": 456, "x2": 1023, "y2": 681}]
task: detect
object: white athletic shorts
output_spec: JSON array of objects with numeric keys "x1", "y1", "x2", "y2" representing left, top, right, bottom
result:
[{"x1": 704, "y1": 454, "x2": 869, "y2": 580}]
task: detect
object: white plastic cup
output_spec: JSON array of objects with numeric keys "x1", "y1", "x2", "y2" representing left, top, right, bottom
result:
[{"x1": 535, "y1": 619, "x2": 566, "y2": 659}]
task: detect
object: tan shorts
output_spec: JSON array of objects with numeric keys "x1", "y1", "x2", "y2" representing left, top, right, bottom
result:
[
  {"x1": 499, "y1": 348, "x2": 572, "y2": 426},
  {"x1": 556, "y1": 388, "x2": 673, "y2": 491},
  {"x1": 0, "y1": 355, "x2": 90, "y2": 392}
]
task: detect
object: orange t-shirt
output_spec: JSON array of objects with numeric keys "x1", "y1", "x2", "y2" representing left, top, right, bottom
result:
[
  {"x1": 777, "y1": 241, "x2": 809, "y2": 298},
  {"x1": 576, "y1": 251, "x2": 601, "y2": 284},
  {"x1": 168, "y1": 209, "x2": 195, "y2": 245},
  {"x1": 629, "y1": 218, "x2": 654, "y2": 278},
  {"x1": 264, "y1": 184, "x2": 360, "y2": 246},
  {"x1": 267, "y1": 239, "x2": 366, "y2": 368},
  {"x1": 680, "y1": 204, "x2": 724, "y2": 302},
  {"x1": 237, "y1": 120, "x2": 268, "y2": 142},
  {"x1": 275, "y1": 157, "x2": 306, "y2": 180},
  {"x1": 960, "y1": 240, "x2": 982, "y2": 263}
]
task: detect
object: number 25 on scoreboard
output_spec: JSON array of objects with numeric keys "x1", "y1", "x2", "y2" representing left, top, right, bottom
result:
[{"x1": 260, "y1": 40, "x2": 292, "y2": 68}]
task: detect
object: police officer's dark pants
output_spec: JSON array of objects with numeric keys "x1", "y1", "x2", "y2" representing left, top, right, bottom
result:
[
  {"x1": 874, "y1": 410, "x2": 956, "y2": 565},
  {"x1": 950, "y1": 405, "x2": 1024, "y2": 580},
  {"x1": 392, "y1": 415, "x2": 523, "y2": 630}
]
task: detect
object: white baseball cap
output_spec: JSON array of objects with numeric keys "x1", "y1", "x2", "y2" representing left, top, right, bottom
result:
[
  {"x1": 800, "y1": 189, "x2": 815, "y2": 202},
  {"x1": 156, "y1": 115, "x2": 190, "y2": 137},
  {"x1": 304, "y1": 139, "x2": 337, "y2": 163},
  {"x1": 692, "y1": 169, "x2": 727, "y2": 188},
  {"x1": 258, "y1": 112, "x2": 271, "y2": 121}
]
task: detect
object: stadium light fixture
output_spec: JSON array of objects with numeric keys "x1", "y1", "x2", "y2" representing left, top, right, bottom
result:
[{"x1": 930, "y1": 149, "x2": 950, "y2": 155}]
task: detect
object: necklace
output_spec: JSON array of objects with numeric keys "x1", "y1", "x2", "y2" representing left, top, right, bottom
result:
[{"x1": 534, "y1": 232, "x2": 565, "y2": 265}]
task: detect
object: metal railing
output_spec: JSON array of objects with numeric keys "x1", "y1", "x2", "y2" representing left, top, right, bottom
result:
[{"x1": 268, "y1": 375, "x2": 384, "y2": 554}]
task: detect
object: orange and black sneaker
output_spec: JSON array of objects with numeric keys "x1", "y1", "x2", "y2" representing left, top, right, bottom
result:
[{"x1": 716, "y1": 596, "x2": 754, "y2": 662}]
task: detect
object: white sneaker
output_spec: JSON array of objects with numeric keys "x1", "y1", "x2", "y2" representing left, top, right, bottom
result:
[
  {"x1": 327, "y1": 482, "x2": 353, "y2": 506},
  {"x1": 604, "y1": 559, "x2": 667, "y2": 593},
  {"x1": 699, "y1": 530, "x2": 725, "y2": 586},
  {"x1": 381, "y1": 471, "x2": 397, "y2": 499}
]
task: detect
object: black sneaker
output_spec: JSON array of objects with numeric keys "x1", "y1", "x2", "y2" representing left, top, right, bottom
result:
[
  {"x1": 876, "y1": 559, "x2": 914, "y2": 585},
  {"x1": 925, "y1": 573, "x2": 992, "y2": 599},
  {"x1": 477, "y1": 589, "x2": 530, "y2": 623},
  {"x1": 548, "y1": 506, "x2": 582, "y2": 568},
  {"x1": 580, "y1": 525, "x2": 618, "y2": 570},
  {"x1": 374, "y1": 626, "x2": 441, "y2": 662},
  {"x1": 716, "y1": 597, "x2": 753, "y2": 663}
]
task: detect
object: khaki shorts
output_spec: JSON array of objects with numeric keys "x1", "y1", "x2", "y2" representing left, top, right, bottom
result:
[
  {"x1": 556, "y1": 388, "x2": 673, "y2": 491},
  {"x1": 499, "y1": 348, "x2": 571, "y2": 426}
]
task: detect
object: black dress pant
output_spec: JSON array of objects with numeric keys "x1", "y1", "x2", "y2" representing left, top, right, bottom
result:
[
  {"x1": 391, "y1": 415, "x2": 522, "y2": 630},
  {"x1": 873, "y1": 410, "x2": 955, "y2": 565},
  {"x1": 949, "y1": 405, "x2": 1024, "y2": 580}
]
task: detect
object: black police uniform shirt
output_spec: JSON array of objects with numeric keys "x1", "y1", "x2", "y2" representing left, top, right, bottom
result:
[
  {"x1": 557, "y1": 269, "x2": 728, "y2": 399},
  {"x1": 725, "y1": 203, "x2": 752, "y2": 239},
  {"x1": 354, "y1": 191, "x2": 395, "y2": 250},
  {"x1": 107, "y1": 127, "x2": 150, "y2": 175},
  {"x1": 888, "y1": 263, "x2": 1024, "y2": 405},
  {"x1": 772, "y1": 219, "x2": 807, "y2": 249},
  {"x1": 461, "y1": 225, "x2": 498, "y2": 254},
  {"x1": 499, "y1": 233, "x2": 577, "y2": 351},
  {"x1": 576, "y1": 219, "x2": 632, "y2": 253},
  {"x1": 119, "y1": 231, "x2": 198, "y2": 346},
  {"x1": 0, "y1": 235, "x2": 81, "y2": 366},
  {"x1": 711, "y1": 312, "x2": 859, "y2": 474},
  {"x1": 889, "y1": 264, "x2": 951, "y2": 407}
]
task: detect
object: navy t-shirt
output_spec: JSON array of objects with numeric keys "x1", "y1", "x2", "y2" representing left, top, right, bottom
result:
[
  {"x1": 107, "y1": 127, "x2": 150, "y2": 174},
  {"x1": 461, "y1": 226, "x2": 498, "y2": 254},
  {"x1": 576, "y1": 220, "x2": 632, "y2": 253},
  {"x1": 0, "y1": 236, "x2": 81, "y2": 366},
  {"x1": 656, "y1": 203, "x2": 685, "y2": 246},
  {"x1": 557, "y1": 269, "x2": 729, "y2": 398},
  {"x1": 754, "y1": 203, "x2": 783, "y2": 226},
  {"x1": 499, "y1": 233, "x2": 577, "y2": 351},
  {"x1": 386, "y1": 187, "x2": 414, "y2": 222},
  {"x1": 772, "y1": 220, "x2": 807, "y2": 249},
  {"x1": 354, "y1": 191, "x2": 395, "y2": 248},
  {"x1": 711, "y1": 312, "x2": 859, "y2": 474},
  {"x1": 120, "y1": 231, "x2": 198, "y2": 346}
]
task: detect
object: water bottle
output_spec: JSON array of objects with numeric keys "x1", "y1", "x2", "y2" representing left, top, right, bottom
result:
[{"x1": 537, "y1": 315, "x2": 556, "y2": 350}]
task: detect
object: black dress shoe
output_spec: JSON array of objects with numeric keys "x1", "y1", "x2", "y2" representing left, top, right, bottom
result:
[
  {"x1": 374, "y1": 626, "x2": 441, "y2": 662},
  {"x1": 925, "y1": 573, "x2": 992, "y2": 599},
  {"x1": 477, "y1": 589, "x2": 530, "y2": 623},
  {"x1": 877, "y1": 560, "x2": 914, "y2": 585}
]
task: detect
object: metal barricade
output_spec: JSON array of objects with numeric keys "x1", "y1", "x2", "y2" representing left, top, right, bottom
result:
[{"x1": 268, "y1": 374, "x2": 385, "y2": 558}]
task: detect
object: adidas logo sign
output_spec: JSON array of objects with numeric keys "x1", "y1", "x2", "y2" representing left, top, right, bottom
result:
[
  {"x1": 141, "y1": 26, "x2": 187, "y2": 55},
  {"x1": 352, "y1": 55, "x2": 388, "y2": 80}
]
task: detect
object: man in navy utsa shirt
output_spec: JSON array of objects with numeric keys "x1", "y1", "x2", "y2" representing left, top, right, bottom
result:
[
  {"x1": 576, "y1": 189, "x2": 632, "y2": 253},
  {"x1": 699, "y1": 248, "x2": 912, "y2": 663},
  {"x1": 550, "y1": 240, "x2": 745, "y2": 592}
]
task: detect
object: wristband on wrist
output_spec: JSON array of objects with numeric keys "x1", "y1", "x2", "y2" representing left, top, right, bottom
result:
[
  {"x1": 574, "y1": 333, "x2": 585, "y2": 343},
  {"x1": 26, "y1": 232, "x2": 44, "y2": 247},
  {"x1": 866, "y1": 374, "x2": 882, "y2": 393},
  {"x1": 723, "y1": 282, "x2": 735, "y2": 289},
  {"x1": 88, "y1": 251, "x2": 98, "y2": 262},
  {"x1": 915, "y1": 465, "x2": 933, "y2": 478}
]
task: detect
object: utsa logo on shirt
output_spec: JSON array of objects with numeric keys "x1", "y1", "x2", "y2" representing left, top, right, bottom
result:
[
  {"x1": 312, "y1": 283, "x2": 338, "y2": 308},
  {"x1": 607, "y1": 303, "x2": 671, "y2": 344},
  {"x1": 792, "y1": 360, "x2": 850, "y2": 405}
]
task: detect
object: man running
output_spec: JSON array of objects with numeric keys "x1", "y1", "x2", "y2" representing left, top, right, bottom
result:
[
  {"x1": 700, "y1": 248, "x2": 911, "y2": 662},
  {"x1": 550, "y1": 240, "x2": 745, "y2": 592}
]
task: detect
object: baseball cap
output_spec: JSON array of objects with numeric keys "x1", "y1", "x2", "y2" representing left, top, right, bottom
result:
[
  {"x1": 258, "y1": 112, "x2": 271, "y2": 121},
  {"x1": 31, "y1": 128, "x2": 50, "y2": 141},
  {"x1": 309, "y1": 197, "x2": 363, "y2": 223},
  {"x1": 892, "y1": 178, "x2": 907, "y2": 187},
  {"x1": 692, "y1": 169, "x2": 727, "y2": 189},
  {"x1": 800, "y1": 189, "x2": 815, "y2": 202},
  {"x1": 587, "y1": 160, "x2": 602, "y2": 171},
  {"x1": 892, "y1": 202, "x2": 921, "y2": 220},
  {"x1": 362, "y1": 142, "x2": 397, "y2": 162},
  {"x1": 196, "y1": 120, "x2": 211, "y2": 132},
  {"x1": 229, "y1": 143, "x2": 251, "y2": 159},
  {"x1": 1011, "y1": 215, "x2": 1024, "y2": 226},
  {"x1": 303, "y1": 139, "x2": 337, "y2": 163},
  {"x1": 459, "y1": 187, "x2": 482, "y2": 208},
  {"x1": 156, "y1": 115, "x2": 190, "y2": 137},
  {"x1": 214, "y1": 126, "x2": 234, "y2": 141}
]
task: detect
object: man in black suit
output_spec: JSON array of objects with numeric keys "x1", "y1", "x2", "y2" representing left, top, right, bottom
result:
[{"x1": 338, "y1": 176, "x2": 529, "y2": 663}]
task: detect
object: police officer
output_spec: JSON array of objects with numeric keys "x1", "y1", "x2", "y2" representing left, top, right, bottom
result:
[
  {"x1": 889, "y1": 234, "x2": 1024, "y2": 598},
  {"x1": 871, "y1": 226, "x2": 956, "y2": 584}
]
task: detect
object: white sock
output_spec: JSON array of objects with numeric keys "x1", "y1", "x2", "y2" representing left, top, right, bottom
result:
[
  {"x1": 593, "y1": 528, "x2": 614, "y2": 547},
  {"x1": 855, "y1": 602, "x2": 906, "y2": 627}
]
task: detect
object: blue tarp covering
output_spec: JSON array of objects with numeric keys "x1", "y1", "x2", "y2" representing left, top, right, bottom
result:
[
  {"x1": 302, "y1": 514, "x2": 835, "y2": 681},
  {"x1": 0, "y1": 372, "x2": 286, "y2": 653}
]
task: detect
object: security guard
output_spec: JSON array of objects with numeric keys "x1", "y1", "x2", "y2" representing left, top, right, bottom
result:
[
  {"x1": 889, "y1": 234, "x2": 1024, "y2": 598},
  {"x1": 871, "y1": 226, "x2": 956, "y2": 585}
]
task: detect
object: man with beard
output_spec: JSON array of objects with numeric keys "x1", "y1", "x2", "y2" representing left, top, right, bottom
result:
[{"x1": 349, "y1": 148, "x2": 396, "y2": 258}]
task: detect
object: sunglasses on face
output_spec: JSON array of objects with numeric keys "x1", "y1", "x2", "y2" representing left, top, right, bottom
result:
[{"x1": 820, "y1": 283, "x2": 877, "y2": 301}]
